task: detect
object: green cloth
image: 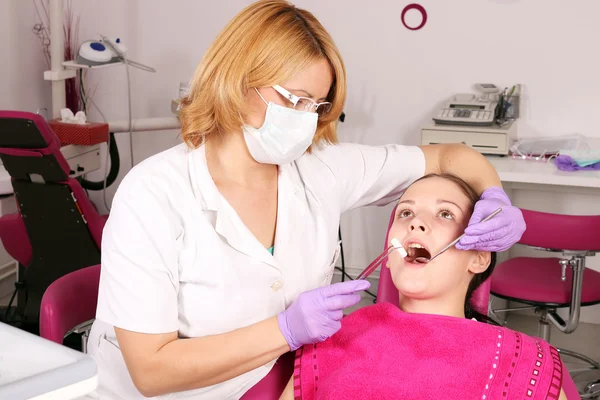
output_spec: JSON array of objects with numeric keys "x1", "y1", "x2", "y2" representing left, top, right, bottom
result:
[{"x1": 267, "y1": 246, "x2": 274, "y2": 255}]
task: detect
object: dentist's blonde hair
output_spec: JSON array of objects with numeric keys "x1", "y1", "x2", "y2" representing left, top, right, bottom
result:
[{"x1": 179, "y1": 0, "x2": 346, "y2": 149}]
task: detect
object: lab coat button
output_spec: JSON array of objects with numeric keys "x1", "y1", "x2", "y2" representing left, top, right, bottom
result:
[{"x1": 271, "y1": 280, "x2": 284, "y2": 292}]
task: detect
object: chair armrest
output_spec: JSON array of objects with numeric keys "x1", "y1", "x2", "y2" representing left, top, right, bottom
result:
[
  {"x1": 68, "y1": 318, "x2": 95, "y2": 336},
  {"x1": 39, "y1": 265, "x2": 101, "y2": 345}
]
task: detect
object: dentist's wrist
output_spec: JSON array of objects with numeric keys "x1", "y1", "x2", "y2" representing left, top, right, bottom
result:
[
  {"x1": 277, "y1": 312, "x2": 298, "y2": 351},
  {"x1": 480, "y1": 186, "x2": 511, "y2": 205}
]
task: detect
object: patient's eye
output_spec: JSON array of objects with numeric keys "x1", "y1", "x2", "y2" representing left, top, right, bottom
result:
[
  {"x1": 397, "y1": 209, "x2": 414, "y2": 218},
  {"x1": 438, "y1": 209, "x2": 454, "y2": 220}
]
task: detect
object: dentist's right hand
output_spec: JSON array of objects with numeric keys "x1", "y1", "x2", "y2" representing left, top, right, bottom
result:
[{"x1": 277, "y1": 280, "x2": 371, "y2": 351}]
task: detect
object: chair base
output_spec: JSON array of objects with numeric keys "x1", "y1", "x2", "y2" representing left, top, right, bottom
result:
[
  {"x1": 558, "y1": 348, "x2": 600, "y2": 398},
  {"x1": 538, "y1": 312, "x2": 600, "y2": 399},
  {"x1": 67, "y1": 318, "x2": 95, "y2": 354},
  {"x1": 559, "y1": 348, "x2": 600, "y2": 371},
  {"x1": 558, "y1": 347, "x2": 600, "y2": 399},
  {"x1": 582, "y1": 379, "x2": 600, "y2": 399}
]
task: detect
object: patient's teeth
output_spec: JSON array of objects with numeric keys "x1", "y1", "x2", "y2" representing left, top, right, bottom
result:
[{"x1": 408, "y1": 243, "x2": 424, "y2": 249}]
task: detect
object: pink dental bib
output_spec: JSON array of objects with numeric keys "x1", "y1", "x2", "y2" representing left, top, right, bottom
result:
[{"x1": 294, "y1": 302, "x2": 563, "y2": 400}]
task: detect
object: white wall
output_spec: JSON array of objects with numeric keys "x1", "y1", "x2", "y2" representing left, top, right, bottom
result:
[
  {"x1": 0, "y1": 1, "x2": 51, "y2": 112},
  {"x1": 0, "y1": 1, "x2": 54, "y2": 299},
  {"x1": 3, "y1": 1, "x2": 600, "y2": 321}
]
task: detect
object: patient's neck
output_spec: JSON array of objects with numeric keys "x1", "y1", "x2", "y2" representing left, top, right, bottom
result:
[{"x1": 399, "y1": 291, "x2": 466, "y2": 319}]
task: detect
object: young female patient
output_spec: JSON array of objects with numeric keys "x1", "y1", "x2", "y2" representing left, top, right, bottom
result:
[{"x1": 280, "y1": 173, "x2": 568, "y2": 400}]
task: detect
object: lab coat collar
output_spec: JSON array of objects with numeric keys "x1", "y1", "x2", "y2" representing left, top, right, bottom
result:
[
  {"x1": 189, "y1": 145, "x2": 220, "y2": 212},
  {"x1": 189, "y1": 145, "x2": 302, "y2": 269}
]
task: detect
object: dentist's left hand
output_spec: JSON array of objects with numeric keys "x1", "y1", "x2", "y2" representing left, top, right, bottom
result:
[
  {"x1": 277, "y1": 280, "x2": 370, "y2": 351},
  {"x1": 456, "y1": 186, "x2": 526, "y2": 252}
]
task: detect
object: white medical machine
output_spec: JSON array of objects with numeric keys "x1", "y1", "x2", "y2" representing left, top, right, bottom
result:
[
  {"x1": 423, "y1": 84, "x2": 519, "y2": 156},
  {"x1": 0, "y1": 321, "x2": 98, "y2": 399},
  {"x1": 421, "y1": 120, "x2": 517, "y2": 156},
  {"x1": 432, "y1": 92, "x2": 498, "y2": 126}
]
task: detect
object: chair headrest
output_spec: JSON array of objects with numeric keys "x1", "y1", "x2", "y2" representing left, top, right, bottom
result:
[
  {"x1": 0, "y1": 111, "x2": 58, "y2": 149},
  {"x1": 0, "y1": 111, "x2": 71, "y2": 181}
]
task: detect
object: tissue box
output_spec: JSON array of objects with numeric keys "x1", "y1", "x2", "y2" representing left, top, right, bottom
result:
[{"x1": 48, "y1": 119, "x2": 109, "y2": 146}]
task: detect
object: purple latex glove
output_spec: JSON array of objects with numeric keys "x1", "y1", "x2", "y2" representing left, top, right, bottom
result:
[
  {"x1": 456, "y1": 186, "x2": 526, "y2": 252},
  {"x1": 277, "y1": 280, "x2": 370, "y2": 351},
  {"x1": 554, "y1": 155, "x2": 600, "y2": 171}
]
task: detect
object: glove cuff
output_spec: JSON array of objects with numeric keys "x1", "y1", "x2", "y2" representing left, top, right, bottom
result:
[
  {"x1": 277, "y1": 312, "x2": 300, "y2": 351},
  {"x1": 481, "y1": 186, "x2": 511, "y2": 205}
]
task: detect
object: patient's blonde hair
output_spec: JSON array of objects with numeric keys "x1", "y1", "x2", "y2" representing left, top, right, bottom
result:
[{"x1": 179, "y1": 0, "x2": 346, "y2": 149}]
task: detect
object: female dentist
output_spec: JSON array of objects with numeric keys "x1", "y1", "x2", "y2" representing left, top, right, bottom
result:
[{"x1": 88, "y1": 1, "x2": 525, "y2": 399}]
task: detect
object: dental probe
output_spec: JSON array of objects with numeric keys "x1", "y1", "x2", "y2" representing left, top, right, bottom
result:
[
  {"x1": 420, "y1": 207, "x2": 503, "y2": 263},
  {"x1": 356, "y1": 238, "x2": 407, "y2": 280}
]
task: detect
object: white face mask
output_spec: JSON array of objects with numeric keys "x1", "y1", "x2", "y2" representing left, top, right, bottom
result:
[{"x1": 243, "y1": 90, "x2": 318, "y2": 165}]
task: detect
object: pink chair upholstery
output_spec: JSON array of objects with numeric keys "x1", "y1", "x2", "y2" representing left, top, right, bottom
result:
[
  {"x1": 490, "y1": 209, "x2": 600, "y2": 400},
  {"x1": 377, "y1": 205, "x2": 490, "y2": 314},
  {"x1": 0, "y1": 212, "x2": 32, "y2": 266},
  {"x1": 492, "y1": 257, "x2": 600, "y2": 306},
  {"x1": 39, "y1": 264, "x2": 100, "y2": 345},
  {"x1": 492, "y1": 209, "x2": 600, "y2": 307},
  {"x1": 0, "y1": 111, "x2": 107, "y2": 326},
  {"x1": 240, "y1": 352, "x2": 295, "y2": 400},
  {"x1": 519, "y1": 209, "x2": 600, "y2": 251},
  {"x1": 491, "y1": 208, "x2": 600, "y2": 310}
]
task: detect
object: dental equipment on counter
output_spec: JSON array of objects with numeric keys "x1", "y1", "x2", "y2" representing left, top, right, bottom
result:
[
  {"x1": 422, "y1": 83, "x2": 520, "y2": 156},
  {"x1": 508, "y1": 134, "x2": 600, "y2": 171},
  {"x1": 356, "y1": 238, "x2": 407, "y2": 280},
  {"x1": 432, "y1": 83, "x2": 520, "y2": 127},
  {"x1": 421, "y1": 121, "x2": 517, "y2": 156},
  {"x1": 432, "y1": 93, "x2": 498, "y2": 127},
  {"x1": 509, "y1": 134, "x2": 590, "y2": 161},
  {"x1": 416, "y1": 207, "x2": 503, "y2": 263}
]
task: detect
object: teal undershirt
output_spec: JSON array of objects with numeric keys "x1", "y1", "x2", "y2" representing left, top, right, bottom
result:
[{"x1": 267, "y1": 246, "x2": 274, "y2": 255}]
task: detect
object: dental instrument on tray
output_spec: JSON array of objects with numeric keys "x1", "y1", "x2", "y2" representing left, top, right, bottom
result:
[
  {"x1": 356, "y1": 238, "x2": 407, "y2": 280},
  {"x1": 417, "y1": 207, "x2": 503, "y2": 263}
]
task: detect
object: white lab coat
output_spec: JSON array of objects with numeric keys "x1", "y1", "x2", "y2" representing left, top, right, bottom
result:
[{"x1": 88, "y1": 141, "x2": 425, "y2": 399}]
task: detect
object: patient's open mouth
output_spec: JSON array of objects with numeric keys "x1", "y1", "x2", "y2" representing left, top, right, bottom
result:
[{"x1": 406, "y1": 243, "x2": 431, "y2": 264}]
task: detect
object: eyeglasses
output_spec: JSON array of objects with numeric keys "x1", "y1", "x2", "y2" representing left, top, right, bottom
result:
[{"x1": 272, "y1": 85, "x2": 332, "y2": 117}]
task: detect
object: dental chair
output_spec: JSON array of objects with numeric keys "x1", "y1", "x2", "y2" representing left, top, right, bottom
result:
[
  {"x1": 490, "y1": 209, "x2": 600, "y2": 399},
  {"x1": 0, "y1": 111, "x2": 107, "y2": 332},
  {"x1": 377, "y1": 206, "x2": 581, "y2": 400},
  {"x1": 40, "y1": 264, "x2": 100, "y2": 352}
]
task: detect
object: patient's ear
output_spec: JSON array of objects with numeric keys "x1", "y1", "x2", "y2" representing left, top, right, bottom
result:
[{"x1": 468, "y1": 251, "x2": 491, "y2": 274}]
